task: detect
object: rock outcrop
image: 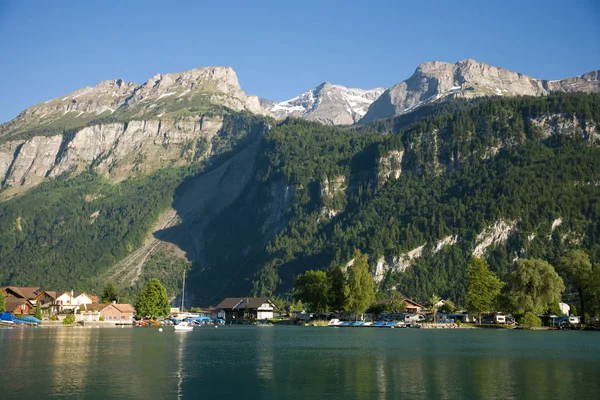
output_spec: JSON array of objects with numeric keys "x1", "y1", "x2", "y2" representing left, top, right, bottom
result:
[
  {"x1": 378, "y1": 150, "x2": 404, "y2": 186},
  {"x1": 1, "y1": 116, "x2": 223, "y2": 194},
  {"x1": 2, "y1": 136, "x2": 62, "y2": 187},
  {"x1": 269, "y1": 82, "x2": 385, "y2": 125},
  {"x1": 361, "y1": 59, "x2": 600, "y2": 123}
]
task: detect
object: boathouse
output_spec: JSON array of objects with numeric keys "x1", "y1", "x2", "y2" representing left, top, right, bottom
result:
[{"x1": 216, "y1": 297, "x2": 278, "y2": 321}]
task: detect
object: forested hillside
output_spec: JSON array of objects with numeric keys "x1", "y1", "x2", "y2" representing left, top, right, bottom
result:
[
  {"x1": 1, "y1": 93, "x2": 599, "y2": 306},
  {"x1": 194, "y1": 93, "x2": 600, "y2": 305}
]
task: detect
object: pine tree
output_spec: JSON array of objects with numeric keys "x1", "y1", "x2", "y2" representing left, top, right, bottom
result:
[
  {"x1": 34, "y1": 302, "x2": 42, "y2": 320},
  {"x1": 0, "y1": 291, "x2": 5, "y2": 313},
  {"x1": 134, "y1": 279, "x2": 170, "y2": 318},
  {"x1": 101, "y1": 283, "x2": 118, "y2": 304}
]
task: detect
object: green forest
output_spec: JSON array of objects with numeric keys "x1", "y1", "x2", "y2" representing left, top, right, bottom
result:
[
  {"x1": 1, "y1": 93, "x2": 599, "y2": 307},
  {"x1": 198, "y1": 93, "x2": 600, "y2": 305}
]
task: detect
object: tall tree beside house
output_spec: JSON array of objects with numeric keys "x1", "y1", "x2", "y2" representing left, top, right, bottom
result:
[
  {"x1": 101, "y1": 283, "x2": 119, "y2": 304},
  {"x1": 466, "y1": 257, "x2": 503, "y2": 323},
  {"x1": 556, "y1": 250, "x2": 592, "y2": 324},
  {"x1": 34, "y1": 303, "x2": 42, "y2": 320},
  {"x1": 505, "y1": 259, "x2": 565, "y2": 315},
  {"x1": 326, "y1": 266, "x2": 348, "y2": 311},
  {"x1": 429, "y1": 294, "x2": 441, "y2": 322},
  {"x1": 0, "y1": 291, "x2": 5, "y2": 313},
  {"x1": 588, "y1": 268, "x2": 600, "y2": 318},
  {"x1": 134, "y1": 279, "x2": 170, "y2": 318},
  {"x1": 293, "y1": 270, "x2": 329, "y2": 314},
  {"x1": 346, "y1": 249, "x2": 375, "y2": 320}
]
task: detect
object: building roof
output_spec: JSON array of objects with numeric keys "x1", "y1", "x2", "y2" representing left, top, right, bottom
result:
[
  {"x1": 36, "y1": 291, "x2": 58, "y2": 300},
  {"x1": 78, "y1": 303, "x2": 134, "y2": 313},
  {"x1": 112, "y1": 304, "x2": 135, "y2": 313},
  {"x1": 1, "y1": 286, "x2": 41, "y2": 300},
  {"x1": 5, "y1": 298, "x2": 32, "y2": 313},
  {"x1": 79, "y1": 304, "x2": 109, "y2": 312},
  {"x1": 377, "y1": 298, "x2": 425, "y2": 308},
  {"x1": 216, "y1": 297, "x2": 276, "y2": 310}
]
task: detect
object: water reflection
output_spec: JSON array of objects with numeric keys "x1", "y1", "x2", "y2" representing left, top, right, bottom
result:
[
  {"x1": 255, "y1": 327, "x2": 274, "y2": 382},
  {"x1": 2, "y1": 327, "x2": 600, "y2": 399},
  {"x1": 48, "y1": 328, "x2": 99, "y2": 397},
  {"x1": 176, "y1": 331, "x2": 189, "y2": 400}
]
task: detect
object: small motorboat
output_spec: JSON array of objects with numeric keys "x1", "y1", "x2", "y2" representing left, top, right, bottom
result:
[
  {"x1": 327, "y1": 319, "x2": 343, "y2": 326},
  {"x1": 174, "y1": 321, "x2": 193, "y2": 332}
]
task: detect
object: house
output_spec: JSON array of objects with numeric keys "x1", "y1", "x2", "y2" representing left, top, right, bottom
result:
[
  {"x1": 216, "y1": 298, "x2": 277, "y2": 320},
  {"x1": 35, "y1": 291, "x2": 97, "y2": 314},
  {"x1": 4, "y1": 298, "x2": 34, "y2": 316},
  {"x1": 76, "y1": 303, "x2": 135, "y2": 323},
  {"x1": 377, "y1": 298, "x2": 426, "y2": 314},
  {"x1": 1, "y1": 287, "x2": 42, "y2": 303}
]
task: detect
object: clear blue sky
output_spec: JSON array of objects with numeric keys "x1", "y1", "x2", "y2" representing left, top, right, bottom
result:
[{"x1": 1, "y1": 0, "x2": 599, "y2": 123}]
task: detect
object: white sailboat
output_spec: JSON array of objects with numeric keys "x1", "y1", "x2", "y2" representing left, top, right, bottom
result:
[{"x1": 174, "y1": 270, "x2": 193, "y2": 332}]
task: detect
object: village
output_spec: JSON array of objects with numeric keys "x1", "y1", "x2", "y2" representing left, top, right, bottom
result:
[{"x1": 0, "y1": 285, "x2": 581, "y2": 330}]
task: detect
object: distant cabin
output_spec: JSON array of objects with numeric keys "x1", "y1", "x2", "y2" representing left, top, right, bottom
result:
[{"x1": 216, "y1": 298, "x2": 278, "y2": 321}]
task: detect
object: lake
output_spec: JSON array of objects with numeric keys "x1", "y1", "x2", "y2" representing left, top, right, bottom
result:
[{"x1": 1, "y1": 326, "x2": 599, "y2": 399}]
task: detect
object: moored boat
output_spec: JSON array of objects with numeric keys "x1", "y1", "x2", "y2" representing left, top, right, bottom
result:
[{"x1": 174, "y1": 321, "x2": 194, "y2": 332}]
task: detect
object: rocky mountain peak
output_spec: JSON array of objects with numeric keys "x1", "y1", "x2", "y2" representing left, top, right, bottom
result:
[
  {"x1": 360, "y1": 59, "x2": 600, "y2": 123},
  {"x1": 1, "y1": 66, "x2": 266, "y2": 137},
  {"x1": 268, "y1": 82, "x2": 386, "y2": 125}
]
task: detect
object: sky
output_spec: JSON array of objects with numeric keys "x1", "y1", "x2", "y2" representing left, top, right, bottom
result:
[{"x1": 0, "y1": 0, "x2": 599, "y2": 123}]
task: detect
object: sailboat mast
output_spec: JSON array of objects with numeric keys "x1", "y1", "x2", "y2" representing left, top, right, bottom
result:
[{"x1": 181, "y1": 270, "x2": 185, "y2": 312}]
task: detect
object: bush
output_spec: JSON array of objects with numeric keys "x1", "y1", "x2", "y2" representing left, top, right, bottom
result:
[
  {"x1": 49, "y1": 315, "x2": 58, "y2": 321},
  {"x1": 62, "y1": 315, "x2": 75, "y2": 325},
  {"x1": 99, "y1": 316, "x2": 105, "y2": 321},
  {"x1": 521, "y1": 312, "x2": 542, "y2": 329}
]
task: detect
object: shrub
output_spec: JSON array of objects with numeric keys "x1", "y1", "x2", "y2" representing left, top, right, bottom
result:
[
  {"x1": 62, "y1": 315, "x2": 75, "y2": 325},
  {"x1": 521, "y1": 312, "x2": 542, "y2": 329},
  {"x1": 99, "y1": 316, "x2": 105, "y2": 321}
]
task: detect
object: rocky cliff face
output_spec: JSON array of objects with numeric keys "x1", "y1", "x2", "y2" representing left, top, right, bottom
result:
[
  {"x1": 269, "y1": 83, "x2": 385, "y2": 125},
  {"x1": 361, "y1": 59, "x2": 600, "y2": 123},
  {"x1": 0, "y1": 116, "x2": 223, "y2": 196},
  {"x1": 1, "y1": 66, "x2": 268, "y2": 137}
]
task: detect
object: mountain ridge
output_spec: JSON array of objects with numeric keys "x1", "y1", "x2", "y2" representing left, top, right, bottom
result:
[{"x1": 360, "y1": 59, "x2": 600, "y2": 123}]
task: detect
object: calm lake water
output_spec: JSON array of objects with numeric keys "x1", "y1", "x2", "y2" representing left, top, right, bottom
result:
[{"x1": 1, "y1": 326, "x2": 599, "y2": 399}]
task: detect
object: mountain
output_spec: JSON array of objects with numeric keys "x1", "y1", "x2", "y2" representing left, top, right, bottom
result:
[
  {"x1": 1, "y1": 61, "x2": 600, "y2": 308},
  {"x1": 0, "y1": 66, "x2": 268, "y2": 139},
  {"x1": 360, "y1": 59, "x2": 600, "y2": 123},
  {"x1": 197, "y1": 93, "x2": 600, "y2": 305},
  {"x1": 268, "y1": 83, "x2": 385, "y2": 125},
  {"x1": 0, "y1": 66, "x2": 271, "y2": 197}
]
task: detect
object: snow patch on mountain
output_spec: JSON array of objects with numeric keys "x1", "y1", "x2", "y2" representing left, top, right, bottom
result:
[{"x1": 269, "y1": 82, "x2": 385, "y2": 125}]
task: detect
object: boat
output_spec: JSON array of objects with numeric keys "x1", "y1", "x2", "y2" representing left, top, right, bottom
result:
[
  {"x1": 174, "y1": 270, "x2": 193, "y2": 332},
  {"x1": 174, "y1": 321, "x2": 194, "y2": 332},
  {"x1": 327, "y1": 319, "x2": 343, "y2": 326}
]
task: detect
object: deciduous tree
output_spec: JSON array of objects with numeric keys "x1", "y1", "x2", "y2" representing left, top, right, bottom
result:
[
  {"x1": 556, "y1": 250, "x2": 592, "y2": 324},
  {"x1": 293, "y1": 270, "x2": 329, "y2": 314},
  {"x1": 430, "y1": 294, "x2": 441, "y2": 322},
  {"x1": 505, "y1": 259, "x2": 564, "y2": 315},
  {"x1": 326, "y1": 266, "x2": 348, "y2": 311},
  {"x1": 466, "y1": 257, "x2": 503, "y2": 322},
  {"x1": 346, "y1": 250, "x2": 375, "y2": 320}
]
